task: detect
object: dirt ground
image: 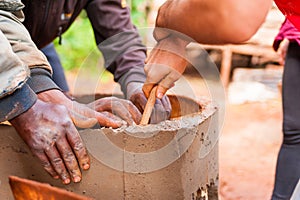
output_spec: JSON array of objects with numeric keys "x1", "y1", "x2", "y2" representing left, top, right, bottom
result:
[
  {"x1": 219, "y1": 100, "x2": 282, "y2": 200},
  {"x1": 66, "y1": 71, "x2": 283, "y2": 200}
]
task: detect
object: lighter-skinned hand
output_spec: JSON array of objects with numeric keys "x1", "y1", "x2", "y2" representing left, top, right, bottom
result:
[
  {"x1": 10, "y1": 100, "x2": 90, "y2": 184},
  {"x1": 143, "y1": 33, "x2": 190, "y2": 99}
]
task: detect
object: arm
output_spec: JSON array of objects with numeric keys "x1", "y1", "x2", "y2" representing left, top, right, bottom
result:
[
  {"x1": 156, "y1": 0, "x2": 272, "y2": 44},
  {"x1": 0, "y1": 9, "x2": 94, "y2": 184},
  {"x1": 85, "y1": 0, "x2": 171, "y2": 123},
  {"x1": 143, "y1": 0, "x2": 272, "y2": 98},
  {"x1": 85, "y1": 0, "x2": 146, "y2": 90}
]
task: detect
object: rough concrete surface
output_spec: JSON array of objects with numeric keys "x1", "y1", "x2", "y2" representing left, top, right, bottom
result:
[{"x1": 0, "y1": 95, "x2": 219, "y2": 200}]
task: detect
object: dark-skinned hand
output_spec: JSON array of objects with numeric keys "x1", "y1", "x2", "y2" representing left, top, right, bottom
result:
[
  {"x1": 38, "y1": 89, "x2": 126, "y2": 128},
  {"x1": 10, "y1": 100, "x2": 91, "y2": 185},
  {"x1": 126, "y1": 82, "x2": 171, "y2": 124},
  {"x1": 87, "y1": 97, "x2": 142, "y2": 125}
]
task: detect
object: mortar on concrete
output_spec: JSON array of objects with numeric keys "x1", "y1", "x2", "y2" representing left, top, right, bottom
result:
[{"x1": 0, "y1": 94, "x2": 219, "y2": 200}]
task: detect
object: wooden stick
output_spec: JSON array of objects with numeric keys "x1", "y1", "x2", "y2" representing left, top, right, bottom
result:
[{"x1": 140, "y1": 86, "x2": 158, "y2": 125}]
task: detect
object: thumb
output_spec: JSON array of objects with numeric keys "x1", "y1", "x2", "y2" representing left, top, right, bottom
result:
[
  {"x1": 69, "y1": 110, "x2": 98, "y2": 128},
  {"x1": 156, "y1": 85, "x2": 168, "y2": 99}
]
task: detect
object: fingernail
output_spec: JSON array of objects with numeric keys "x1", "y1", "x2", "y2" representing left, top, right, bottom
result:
[
  {"x1": 54, "y1": 175, "x2": 59, "y2": 179},
  {"x1": 74, "y1": 176, "x2": 81, "y2": 183},
  {"x1": 83, "y1": 163, "x2": 90, "y2": 170},
  {"x1": 157, "y1": 92, "x2": 163, "y2": 99},
  {"x1": 63, "y1": 178, "x2": 71, "y2": 185}
]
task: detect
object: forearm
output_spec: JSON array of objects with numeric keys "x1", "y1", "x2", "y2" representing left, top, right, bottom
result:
[
  {"x1": 156, "y1": 0, "x2": 272, "y2": 44},
  {"x1": 86, "y1": 0, "x2": 147, "y2": 93}
]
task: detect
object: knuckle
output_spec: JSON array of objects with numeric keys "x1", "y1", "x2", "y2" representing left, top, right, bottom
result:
[
  {"x1": 55, "y1": 104, "x2": 68, "y2": 113},
  {"x1": 63, "y1": 151, "x2": 75, "y2": 162},
  {"x1": 52, "y1": 157, "x2": 63, "y2": 166},
  {"x1": 73, "y1": 141, "x2": 85, "y2": 152},
  {"x1": 69, "y1": 169, "x2": 80, "y2": 176},
  {"x1": 41, "y1": 161, "x2": 52, "y2": 169}
]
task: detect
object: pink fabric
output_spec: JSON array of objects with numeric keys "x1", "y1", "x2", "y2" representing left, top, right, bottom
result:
[{"x1": 273, "y1": 19, "x2": 300, "y2": 51}]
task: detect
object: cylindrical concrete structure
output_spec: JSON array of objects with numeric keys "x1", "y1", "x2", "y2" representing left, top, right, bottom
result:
[{"x1": 0, "y1": 95, "x2": 218, "y2": 200}]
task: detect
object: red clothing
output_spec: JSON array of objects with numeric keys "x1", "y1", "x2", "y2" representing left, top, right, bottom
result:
[
  {"x1": 275, "y1": 0, "x2": 300, "y2": 31},
  {"x1": 273, "y1": 19, "x2": 300, "y2": 51}
]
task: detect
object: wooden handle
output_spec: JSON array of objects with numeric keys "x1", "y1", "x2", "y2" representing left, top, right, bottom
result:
[{"x1": 140, "y1": 86, "x2": 157, "y2": 125}]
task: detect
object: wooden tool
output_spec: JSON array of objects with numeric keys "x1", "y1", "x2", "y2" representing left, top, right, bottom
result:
[{"x1": 140, "y1": 86, "x2": 158, "y2": 125}]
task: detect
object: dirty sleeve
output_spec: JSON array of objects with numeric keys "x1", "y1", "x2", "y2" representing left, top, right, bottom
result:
[
  {"x1": 0, "y1": 10, "x2": 58, "y2": 121},
  {"x1": 0, "y1": 25, "x2": 36, "y2": 121}
]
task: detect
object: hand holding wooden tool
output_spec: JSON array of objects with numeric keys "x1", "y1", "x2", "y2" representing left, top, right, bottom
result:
[{"x1": 140, "y1": 86, "x2": 158, "y2": 125}]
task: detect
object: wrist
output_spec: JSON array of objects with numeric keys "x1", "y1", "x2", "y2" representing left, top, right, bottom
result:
[
  {"x1": 10, "y1": 99, "x2": 43, "y2": 126},
  {"x1": 118, "y1": 67, "x2": 146, "y2": 97},
  {"x1": 2, "y1": 84, "x2": 37, "y2": 122},
  {"x1": 37, "y1": 89, "x2": 73, "y2": 109},
  {"x1": 26, "y1": 68, "x2": 60, "y2": 94}
]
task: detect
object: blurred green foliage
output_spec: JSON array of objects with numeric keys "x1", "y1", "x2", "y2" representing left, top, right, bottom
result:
[
  {"x1": 53, "y1": 0, "x2": 149, "y2": 71},
  {"x1": 53, "y1": 11, "x2": 99, "y2": 71},
  {"x1": 131, "y1": 0, "x2": 149, "y2": 27}
]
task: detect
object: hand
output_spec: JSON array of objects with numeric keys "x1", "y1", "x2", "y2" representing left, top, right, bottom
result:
[
  {"x1": 38, "y1": 89, "x2": 125, "y2": 128},
  {"x1": 143, "y1": 33, "x2": 190, "y2": 99},
  {"x1": 87, "y1": 97, "x2": 142, "y2": 125},
  {"x1": 277, "y1": 38, "x2": 289, "y2": 65},
  {"x1": 127, "y1": 82, "x2": 171, "y2": 124},
  {"x1": 10, "y1": 100, "x2": 90, "y2": 184}
]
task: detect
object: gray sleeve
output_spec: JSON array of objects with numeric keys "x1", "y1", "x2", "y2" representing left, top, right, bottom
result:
[
  {"x1": 85, "y1": 0, "x2": 146, "y2": 93},
  {"x1": 0, "y1": 10, "x2": 52, "y2": 122}
]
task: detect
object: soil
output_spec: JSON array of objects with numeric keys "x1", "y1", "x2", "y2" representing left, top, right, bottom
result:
[
  {"x1": 219, "y1": 101, "x2": 282, "y2": 200},
  {"x1": 66, "y1": 71, "x2": 283, "y2": 200}
]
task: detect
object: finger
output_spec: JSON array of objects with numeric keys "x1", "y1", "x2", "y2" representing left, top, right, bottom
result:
[
  {"x1": 69, "y1": 110, "x2": 98, "y2": 128},
  {"x1": 111, "y1": 103, "x2": 135, "y2": 125},
  {"x1": 44, "y1": 145, "x2": 70, "y2": 185},
  {"x1": 33, "y1": 151, "x2": 59, "y2": 179},
  {"x1": 72, "y1": 102, "x2": 125, "y2": 128},
  {"x1": 87, "y1": 98, "x2": 109, "y2": 112},
  {"x1": 161, "y1": 95, "x2": 172, "y2": 119},
  {"x1": 121, "y1": 100, "x2": 142, "y2": 124},
  {"x1": 95, "y1": 112, "x2": 125, "y2": 128},
  {"x1": 156, "y1": 71, "x2": 181, "y2": 98},
  {"x1": 143, "y1": 63, "x2": 172, "y2": 98},
  {"x1": 130, "y1": 93, "x2": 147, "y2": 113},
  {"x1": 110, "y1": 99, "x2": 142, "y2": 125},
  {"x1": 150, "y1": 99, "x2": 164, "y2": 124},
  {"x1": 64, "y1": 123, "x2": 90, "y2": 171},
  {"x1": 156, "y1": 85, "x2": 168, "y2": 99},
  {"x1": 100, "y1": 111, "x2": 123, "y2": 121},
  {"x1": 88, "y1": 98, "x2": 139, "y2": 125},
  {"x1": 159, "y1": 71, "x2": 181, "y2": 89},
  {"x1": 56, "y1": 137, "x2": 82, "y2": 183}
]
